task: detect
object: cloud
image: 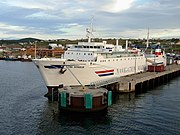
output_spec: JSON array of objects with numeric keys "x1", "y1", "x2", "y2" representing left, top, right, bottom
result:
[
  {"x1": 0, "y1": 0, "x2": 180, "y2": 39},
  {"x1": 1, "y1": 0, "x2": 54, "y2": 10},
  {"x1": 102, "y1": 0, "x2": 134, "y2": 13},
  {"x1": 0, "y1": 22, "x2": 34, "y2": 39},
  {"x1": 118, "y1": 28, "x2": 180, "y2": 39},
  {"x1": 0, "y1": 23, "x2": 26, "y2": 31},
  {"x1": 25, "y1": 12, "x2": 58, "y2": 20}
]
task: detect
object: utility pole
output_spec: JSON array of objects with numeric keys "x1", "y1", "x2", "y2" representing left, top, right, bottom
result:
[{"x1": 35, "y1": 41, "x2": 37, "y2": 59}]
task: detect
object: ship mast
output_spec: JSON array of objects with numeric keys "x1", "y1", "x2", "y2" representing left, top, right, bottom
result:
[
  {"x1": 146, "y1": 28, "x2": 149, "y2": 48},
  {"x1": 87, "y1": 17, "x2": 94, "y2": 43},
  {"x1": 34, "y1": 41, "x2": 37, "y2": 59}
]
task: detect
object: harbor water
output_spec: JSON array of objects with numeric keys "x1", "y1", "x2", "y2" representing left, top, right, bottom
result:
[{"x1": 0, "y1": 61, "x2": 180, "y2": 135}]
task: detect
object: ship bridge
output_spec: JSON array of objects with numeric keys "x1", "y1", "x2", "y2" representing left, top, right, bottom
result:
[{"x1": 63, "y1": 41, "x2": 123, "y2": 61}]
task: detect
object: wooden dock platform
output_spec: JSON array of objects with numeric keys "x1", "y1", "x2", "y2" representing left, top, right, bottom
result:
[{"x1": 106, "y1": 64, "x2": 180, "y2": 93}]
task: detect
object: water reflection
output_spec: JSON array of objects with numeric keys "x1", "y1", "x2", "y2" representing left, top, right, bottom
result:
[
  {"x1": 113, "y1": 92, "x2": 136, "y2": 103},
  {"x1": 37, "y1": 92, "x2": 140, "y2": 135},
  {"x1": 37, "y1": 101, "x2": 112, "y2": 135},
  {"x1": 37, "y1": 77, "x2": 180, "y2": 135}
]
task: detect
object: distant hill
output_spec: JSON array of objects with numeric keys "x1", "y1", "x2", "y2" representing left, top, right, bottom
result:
[
  {"x1": 19, "y1": 38, "x2": 42, "y2": 43},
  {"x1": 0, "y1": 38, "x2": 43, "y2": 45}
]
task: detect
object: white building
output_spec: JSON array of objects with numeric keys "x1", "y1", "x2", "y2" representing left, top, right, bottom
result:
[{"x1": 49, "y1": 43, "x2": 63, "y2": 49}]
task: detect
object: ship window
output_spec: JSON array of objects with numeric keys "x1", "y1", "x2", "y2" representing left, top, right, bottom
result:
[
  {"x1": 87, "y1": 46, "x2": 89, "y2": 48},
  {"x1": 71, "y1": 52, "x2": 73, "y2": 54},
  {"x1": 116, "y1": 59, "x2": 118, "y2": 61},
  {"x1": 75, "y1": 46, "x2": 77, "y2": 48},
  {"x1": 91, "y1": 53, "x2": 92, "y2": 55},
  {"x1": 94, "y1": 46, "x2": 97, "y2": 48},
  {"x1": 84, "y1": 46, "x2": 87, "y2": 48},
  {"x1": 84, "y1": 53, "x2": 86, "y2": 55},
  {"x1": 77, "y1": 46, "x2": 82, "y2": 48},
  {"x1": 108, "y1": 60, "x2": 110, "y2": 62},
  {"x1": 97, "y1": 46, "x2": 100, "y2": 49}
]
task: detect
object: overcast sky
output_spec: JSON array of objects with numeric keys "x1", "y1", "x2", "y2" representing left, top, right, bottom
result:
[{"x1": 0, "y1": 0, "x2": 180, "y2": 40}]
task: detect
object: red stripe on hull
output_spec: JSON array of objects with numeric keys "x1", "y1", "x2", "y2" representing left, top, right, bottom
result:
[
  {"x1": 155, "y1": 52, "x2": 162, "y2": 55},
  {"x1": 95, "y1": 69, "x2": 114, "y2": 74}
]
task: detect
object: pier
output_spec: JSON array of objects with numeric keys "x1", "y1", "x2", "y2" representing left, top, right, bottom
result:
[
  {"x1": 105, "y1": 64, "x2": 180, "y2": 93},
  {"x1": 47, "y1": 64, "x2": 180, "y2": 102}
]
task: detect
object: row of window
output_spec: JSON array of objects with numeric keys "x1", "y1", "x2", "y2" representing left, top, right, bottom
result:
[
  {"x1": 99, "y1": 57, "x2": 143, "y2": 62},
  {"x1": 65, "y1": 52, "x2": 93, "y2": 55},
  {"x1": 79, "y1": 60, "x2": 95, "y2": 62},
  {"x1": 74, "y1": 46, "x2": 101, "y2": 49},
  {"x1": 74, "y1": 46, "x2": 114, "y2": 50}
]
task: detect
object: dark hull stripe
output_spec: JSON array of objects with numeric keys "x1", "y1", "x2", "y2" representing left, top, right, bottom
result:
[{"x1": 98, "y1": 73, "x2": 114, "y2": 77}]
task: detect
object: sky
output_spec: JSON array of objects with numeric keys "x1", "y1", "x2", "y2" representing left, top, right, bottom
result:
[{"x1": 0, "y1": 0, "x2": 180, "y2": 40}]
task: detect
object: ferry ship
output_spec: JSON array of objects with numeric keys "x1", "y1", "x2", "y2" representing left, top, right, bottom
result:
[
  {"x1": 33, "y1": 29, "x2": 166, "y2": 90},
  {"x1": 144, "y1": 28, "x2": 167, "y2": 67},
  {"x1": 145, "y1": 44, "x2": 167, "y2": 66}
]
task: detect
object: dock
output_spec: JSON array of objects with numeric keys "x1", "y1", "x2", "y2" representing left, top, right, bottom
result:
[
  {"x1": 47, "y1": 64, "x2": 180, "y2": 102},
  {"x1": 105, "y1": 64, "x2": 180, "y2": 93}
]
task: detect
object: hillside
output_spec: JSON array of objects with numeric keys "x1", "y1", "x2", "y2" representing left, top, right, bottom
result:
[
  {"x1": 19, "y1": 38, "x2": 42, "y2": 43},
  {"x1": 0, "y1": 38, "x2": 43, "y2": 45}
]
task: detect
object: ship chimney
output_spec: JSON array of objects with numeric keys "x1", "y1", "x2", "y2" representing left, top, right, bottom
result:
[
  {"x1": 125, "y1": 40, "x2": 128, "y2": 51},
  {"x1": 155, "y1": 44, "x2": 162, "y2": 56},
  {"x1": 116, "y1": 39, "x2": 118, "y2": 46}
]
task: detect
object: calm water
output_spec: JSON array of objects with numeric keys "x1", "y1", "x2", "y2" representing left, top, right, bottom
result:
[{"x1": 0, "y1": 61, "x2": 180, "y2": 135}]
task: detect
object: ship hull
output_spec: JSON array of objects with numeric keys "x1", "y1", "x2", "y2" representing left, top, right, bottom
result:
[{"x1": 33, "y1": 55, "x2": 147, "y2": 87}]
